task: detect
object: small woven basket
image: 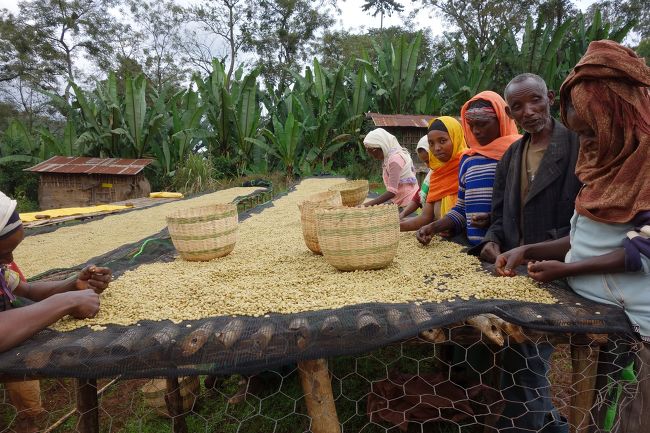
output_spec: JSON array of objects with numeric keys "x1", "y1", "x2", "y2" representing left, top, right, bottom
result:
[
  {"x1": 315, "y1": 204, "x2": 400, "y2": 271},
  {"x1": 166, "y1": 203, "x2": 238, "y2": 261},
  {"x1": 298, "y1": 190, "x2": 343, "y2": 254},
  {"x1": 328, "y1": 180, "x2": 369, "y2": 207}
]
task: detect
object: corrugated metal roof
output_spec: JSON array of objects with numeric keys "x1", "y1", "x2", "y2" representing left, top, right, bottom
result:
[
  {"x1": 25, "y1": 156, "x2": 153, "y2": 176},
  {"x1": 367, "y1": 113, "x2": 435, "y2": 128}
]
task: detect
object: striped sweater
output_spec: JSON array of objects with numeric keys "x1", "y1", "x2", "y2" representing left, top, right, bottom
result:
[{"x1": 446, "y1": 154, "x2": 498, "y2": 245}]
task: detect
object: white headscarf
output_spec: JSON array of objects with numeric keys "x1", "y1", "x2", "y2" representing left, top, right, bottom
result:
[
  {"x1": 0, "y1": 191, "x2": 20, "y2": 238},
  {"x1": 364, "y1": 128, "x2": 415, "y2": 181},
  {"x1": 416, "y1": 135, "x2": 429, "y2": 152}
]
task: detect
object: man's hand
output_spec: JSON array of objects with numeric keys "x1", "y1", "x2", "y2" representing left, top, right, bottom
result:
[
  {"x1": 61, "y1": 289, "x2": 100, "y2": 319},
  {"x1": 527, "y1": 260, "x2": 569, "y2": 283},
  {"x1": 471, "y1": 213, "x2": 491, "y2": 229},
  {"x1": 479, "y1": 242, "x2": 501, "y2": 263},
  {"x1": 75, "y1": 266, "x2": 112, "y2": 293},
  {"x1": 416, "y1": 224, "x2": 435, "y2": 245},
  {"x1": 495, "y1": 246, "x2": 528, "y2": 277}
]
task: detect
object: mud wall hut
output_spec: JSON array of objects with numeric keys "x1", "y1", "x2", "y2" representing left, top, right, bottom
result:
[{"x1": 25, "y1": 156, "x2": 153, "y2": 210}]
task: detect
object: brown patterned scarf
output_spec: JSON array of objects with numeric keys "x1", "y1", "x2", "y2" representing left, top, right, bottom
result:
[{"x1": 560, "y1": 40, "x2": 650, "y2": 223}]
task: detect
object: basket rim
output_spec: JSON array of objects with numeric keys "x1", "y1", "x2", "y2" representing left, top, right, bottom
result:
[
  {"x1": 166, "y1": 203, "x2": 237, "y2": 220},
  {"x1": 315, "y1": 203, "x2": 398, "y2": 217},
  {"x1": 297, "y1": 190, "x2": 342, "y2": 207},
  {"x1": 328, "y1": 179, "x2": 369, "y2": 191}
]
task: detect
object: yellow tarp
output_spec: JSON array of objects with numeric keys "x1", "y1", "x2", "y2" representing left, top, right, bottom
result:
[
  {"x1": 20, "y1": 205, "x2": 130, "y2": 222},
  {"x1": 149, "y1": 192, "x2": 184, "y2": 199}
]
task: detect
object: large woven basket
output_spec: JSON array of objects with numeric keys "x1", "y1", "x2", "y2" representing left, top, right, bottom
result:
[
  {"x1": 315, "y1": 204, "x2": 400, "y2": 271},
  {"x1": 166, "y1": 203, "x2": 238, "y2": 261},
  {"x1": 298, "y1": 190, "x2": 343, "y2": 254},
  {"x1": 328, "y1": 180, "x2": 369, "y2": 207}
]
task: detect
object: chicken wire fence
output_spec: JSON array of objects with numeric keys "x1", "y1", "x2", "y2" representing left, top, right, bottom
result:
[{"x1": 0, "y1": 331, "x2": 645, "y2": 433}]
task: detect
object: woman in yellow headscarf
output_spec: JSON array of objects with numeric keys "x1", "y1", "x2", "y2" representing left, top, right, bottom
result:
[
  {"x1": 425, "y1": 116, "x2": 467, "y2": 217},
  {"x1": 400, "y1": 116, "x2": 467, "y2": 232}
]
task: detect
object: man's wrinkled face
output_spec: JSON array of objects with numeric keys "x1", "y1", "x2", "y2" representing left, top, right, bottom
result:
[{"x1": 505, "y1": 79, "x2": 554, "y2": 134}]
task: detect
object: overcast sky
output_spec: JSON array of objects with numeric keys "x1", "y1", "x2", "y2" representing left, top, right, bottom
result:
[{"x1": 4, "y1": 0, "x2": 599, "y2": 36}]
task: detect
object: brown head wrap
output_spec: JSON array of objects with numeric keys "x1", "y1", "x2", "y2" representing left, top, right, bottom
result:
[{"x1": 560, "y1": 40, "x2": 650, "y2": 223}]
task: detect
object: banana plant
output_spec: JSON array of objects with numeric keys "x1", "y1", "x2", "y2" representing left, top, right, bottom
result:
[
  {"x1": 117, "y1": 74, "x2": 167, "y2": 158},
  {"x1": 359, "y1": 33, "x2": 424, "y2": 114},
  {"x1": 247, "y1": 113, "x2": 303, "y2": 179},
  {"x1": 438, "y1": 44, "x2": 497, "y2": 114},
  {"x1": 39, "y1": 117, "x2": 79, "y2": 157},
  {"x1": 230, "y1": 67, "x2": 263, "y2": 175},
  {"x1": 0, "y1": 120, "x2": 42, "y2": 165},
  {"x1": 498, "y1": 15, "x2": 573, "y2": 91},
  {"x1": 560, "y1": 9, "x2": 635, "y2": 79}
]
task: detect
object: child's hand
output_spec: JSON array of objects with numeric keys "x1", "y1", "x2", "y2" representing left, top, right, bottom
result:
[
  {"x1": 75, "y1": 265, "x2": 112, "y2": 293},
  {"x1": 527, "y1": 260, "x2": 568, "y2": 283}
]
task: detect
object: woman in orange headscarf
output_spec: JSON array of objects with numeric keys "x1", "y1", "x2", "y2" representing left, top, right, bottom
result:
[{"x1": 417, "y1": 92, "x2": 521, "y2": 245}]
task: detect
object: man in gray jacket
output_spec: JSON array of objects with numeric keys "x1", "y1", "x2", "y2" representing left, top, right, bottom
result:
[
  {"x1": 472, "y1": 74, "x2": 582, "y2": 263},
  {"x1": 478, "y1": 73, "x2": 581, "y2": 433}
]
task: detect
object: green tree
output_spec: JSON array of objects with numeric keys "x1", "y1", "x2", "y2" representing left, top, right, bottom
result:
[
  {"x1": 419, "y1": 0, "x2": 541, "y2": 55},
  {"x1": 125, "y1": 0, "x2": 188, "y2": 92},
  {"x1": 186, "y1": 0, "x2": 248, "y2": 81},
  {"x1": 8, "y1": 0, "x2": 120, "y2": 100},
  {"x1": 589, "y1": 0, "x2": 649, "y2": 38},
  {"x1": 241, "y1": 0, "x2": 335, "y2": 92},
  {"x1": 636, "y1": 38, "x2": 650, "y2": 66},
  {"x1": 360, "y1": 0, "x2": 404, "y2": 29},
  {"x1": 315, "y1": 26, "x2": 436, "y2": 70}
]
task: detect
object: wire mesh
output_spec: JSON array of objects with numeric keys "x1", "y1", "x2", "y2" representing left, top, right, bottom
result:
[{"x1": 0, "y1": 330, "x2": 645, "y2": 433}]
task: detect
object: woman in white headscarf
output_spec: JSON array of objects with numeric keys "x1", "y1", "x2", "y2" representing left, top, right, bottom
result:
[
  {"x1": 363, "y1": 128, "x2": 419, "y2": 208},
  {"x1": 397, "y1": 136, "x2": 432, "y2": 217},
  {"x1": 0, "y1": 191, "x2": 112, "y2": 353}
]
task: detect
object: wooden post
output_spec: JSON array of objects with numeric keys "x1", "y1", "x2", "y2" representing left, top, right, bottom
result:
[
  {"x1": 298, "y1": 359, "x2": 341, "y2": 433},
  {"x1": 570, "y1": 344, "x2": 599, "y2": 433},
  {"x1": 165, "y1": 377, "x2": 188, "y2": 433},
  {"x1": 75, "y1": 378, "x2": 99, "y2": 433}
]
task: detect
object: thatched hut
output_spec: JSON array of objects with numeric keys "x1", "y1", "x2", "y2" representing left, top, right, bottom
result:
[
  {"x1": 366, "y1": 113, "x2": 435, "y2": 175},
  {"x1": 25, "y1": 156, "x2": 153, "y2": 210}
]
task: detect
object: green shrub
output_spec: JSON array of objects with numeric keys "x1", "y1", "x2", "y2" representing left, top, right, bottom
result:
[
  {"x1": 0, "y1": 163, "x2": 39, "y2": 211},
  {"x1": 172, "y1": 153, "x2": 218, "y2": 194}
]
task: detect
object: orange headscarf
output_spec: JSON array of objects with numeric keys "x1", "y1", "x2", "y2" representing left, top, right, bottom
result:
[
  {"x1": 560, "y1": 40, "x2": 650, "y2": 224},
  {"x1": 460, "y1": 90, "x2": 521, "y2": 160},
  {"x1": 426, "y1": 116, "x2": 467, "y2": 212}
]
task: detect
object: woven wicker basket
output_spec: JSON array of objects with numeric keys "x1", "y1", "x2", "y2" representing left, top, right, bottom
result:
[
  {"x1": 141, "y1": 376, "x2": 199, "y2": 418},
  {"x1": 166, "y1": 203, "x2": 238, "y2": 261},
  {"x1": 298, "y1": 190, "x2": 343, "y2": 254},
  {"x1": 315, "y1": 204, "x2": 400, "y2": 271},
  {"x1": 328, "y1": 180, "x2": 369, "y2": 207}
]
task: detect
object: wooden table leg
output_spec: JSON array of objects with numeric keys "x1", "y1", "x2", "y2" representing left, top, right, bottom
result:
[
  {"x1": 570, "y1": 344, "x2": 600, "y2": 433},
  {"x1": 75, "y1": 378, "x2": 99, "y2": 433},
  {"x1": 165, "y1": 377, "x2": 188, "y2": 433},
  {"x1": 298, "y1": 359, "x2": 341, "y2": 433}
]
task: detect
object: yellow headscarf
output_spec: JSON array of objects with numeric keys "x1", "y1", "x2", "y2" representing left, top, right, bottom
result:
[
  {"x1": 427, "y1": 116, "x2": 468, "y2": 170},
  {"x1": 426, "y1": 116, "x2": 467, "y2": 217}
]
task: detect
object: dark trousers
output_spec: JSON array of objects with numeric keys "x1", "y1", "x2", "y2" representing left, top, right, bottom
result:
[{"x1": 496, "y1": 343, "x2": 568, "y2": 433}]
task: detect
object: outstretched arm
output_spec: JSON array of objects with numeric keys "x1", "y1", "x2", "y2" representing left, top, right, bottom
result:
[
  {"x1": 401, "y1": 202, "x2": 436, "y2": 232},
  {"x1": 495, "y1": 237, "x2": 571, "y2": 276},
  {"x1": 0, "y1": 290, "x2": 100, "y2": 352},
  {"x1": 527, "y1": 249, "x2": 625, "y2": 283},
  {"x1": 14, "y1": 266, "x2": 111, "y2": 301}
]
